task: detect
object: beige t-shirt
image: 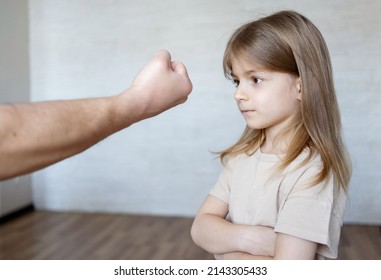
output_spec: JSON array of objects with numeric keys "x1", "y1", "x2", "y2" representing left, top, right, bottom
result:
[{"x1": 209, "y1": 148, "x2": 347, "y2": 259}]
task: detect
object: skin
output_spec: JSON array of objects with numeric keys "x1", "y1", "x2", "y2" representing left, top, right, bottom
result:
[
  {"x1": 231, "y1": 57, "x2": 302, "y2": 154},
  {"x1": 191, "y1": 56, "x2": 318, "y2": 259},
  {"x1": 0, "y1": 50, "x2": 192, "y2": 181},
  {"x1": 191, "y1": 195, "x2": 277, "y2": 258}
]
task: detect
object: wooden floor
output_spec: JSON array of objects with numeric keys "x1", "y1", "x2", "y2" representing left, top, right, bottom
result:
[{"x1": 0, "y1": 209, "x2": 380, "y2": 260}]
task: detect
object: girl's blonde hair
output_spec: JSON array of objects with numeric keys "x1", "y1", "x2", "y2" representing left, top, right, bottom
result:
[{"x1": 221, "y1": 10, "x2": 352, "y2": 190}]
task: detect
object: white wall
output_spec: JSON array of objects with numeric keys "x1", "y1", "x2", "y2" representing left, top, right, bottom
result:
[
  {"x1": 29, "y1": 0, "x2": 381, "y2": 223},
  {"x1": 0, "y1": 0, "x2": 32, "y2": 216},
  {"x1": 0, "y1": 0, "x2": 30, "y2": 103}
]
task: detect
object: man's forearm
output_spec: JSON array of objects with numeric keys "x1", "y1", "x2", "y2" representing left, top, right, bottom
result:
[
  {"x1": 0, "y1": 50, "x2": 192, "y2": 180},
  {"x1": 0, "y1": 96, "x2": 127, "y2": 180}
]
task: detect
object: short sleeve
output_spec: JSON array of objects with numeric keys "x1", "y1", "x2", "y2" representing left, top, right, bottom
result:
[
  {"x1": 209, "y1": 159, "x2": 234, "y2": 204},
  {"x1": 274, "y1": 166, "x2": 347, "y2": 259},
  {"x1": 275, "y1": 196, "x2": 332, "y2": 244}
]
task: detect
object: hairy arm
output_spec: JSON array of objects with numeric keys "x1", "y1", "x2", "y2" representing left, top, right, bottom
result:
[
  {"x1": 191, "y1": 195, "x2": 276, "y2": 257},
  {"x1": 0, "y1": 50, "x2": 192, "y2": 180},
  {"x1": 0, "y1": 99, "x2": 115, "y2": 180}
]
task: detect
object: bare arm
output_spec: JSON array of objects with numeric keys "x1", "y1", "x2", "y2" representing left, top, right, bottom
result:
[
  {"x1": 191, "y1": 195, "x2": 318, "y2": 260},
  {"x1": 0, "y1": 50, "x2": 192, "y2": 180},
  {"x1": 191, "y1": 195, "x2": 276, "y2": 257},
  {"x1": 215, "y1": 233, "x2": 318, "y2": 260}
]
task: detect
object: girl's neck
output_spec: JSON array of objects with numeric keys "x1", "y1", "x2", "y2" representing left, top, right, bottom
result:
[
  {"x1": 260, "y1": 139, "x2": 286, "y2": 155},
  {"x1": 261, "y1": 128, "x2": 292, "y2": 155},
  {"x1": 260, "y1": 114, "x2": 298, "y2": 154}
]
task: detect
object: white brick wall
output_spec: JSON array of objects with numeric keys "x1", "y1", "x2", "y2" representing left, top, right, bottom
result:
[
  {"x1": 0, "y1": 0, "x2": 32, "y2": 217},
  {"x1": 28, "y1": 0, "x2": 381, "y2": 223}
]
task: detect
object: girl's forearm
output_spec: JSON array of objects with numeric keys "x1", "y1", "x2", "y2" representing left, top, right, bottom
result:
[
  {"x1": 191, "y1": 213, "x2": 245, "y2": 254},
  {"x1": 238, "y1": 224, "x2": 276, "y2": 257},
  {"x1": 214, "y1": 252, "x2": 273, "y2": 260},
  {"x1": 191, "y1": 214, "x2": 276, "y2": 256}
]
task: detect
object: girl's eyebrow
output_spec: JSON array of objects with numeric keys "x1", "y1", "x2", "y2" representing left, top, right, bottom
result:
[
  {"x1": 231, "y1": 69, "x2": 265, "y2": 77},
  {"x1": 245, "y1": 69, "x2": 268, "y2": 75},
  {"x1": 245, "y1": 70, "x2": 258, "y2": 75}
]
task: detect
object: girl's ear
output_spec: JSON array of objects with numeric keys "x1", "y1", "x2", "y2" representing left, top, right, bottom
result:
[{"x1": 296, "y1": 77, "x2": 302, "y2": 101}]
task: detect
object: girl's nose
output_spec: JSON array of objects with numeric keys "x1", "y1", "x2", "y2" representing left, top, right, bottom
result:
[{"x1": 234, "y1": 86, "x2": 248, "y2": 101}]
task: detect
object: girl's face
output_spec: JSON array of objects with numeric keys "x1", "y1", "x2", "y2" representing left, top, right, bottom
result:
[{"x1": 231, "y1": 56, "x2": 301, "y2": 139}]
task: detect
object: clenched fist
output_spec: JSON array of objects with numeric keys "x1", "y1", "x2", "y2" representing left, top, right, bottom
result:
[{"x1": 119, "y1": 50, "x2": 193, "y2": 122}]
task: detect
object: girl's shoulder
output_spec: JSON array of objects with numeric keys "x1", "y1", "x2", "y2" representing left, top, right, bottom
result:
[
  {"x1": 222, "y1": 148, "x2": 274, "y2": 166},
  {"x1": 223, "y1": 148, "x2": 323, "y2": 173},
  {"x1": 284, "y1": 149, "x2": 340, "y2": 199},
  {"x1": 221, "y1": 152, "x2": 247, "y2": 169},
  {"x1": 289, "y1": 148, "x2": 324, "y2": 171}
]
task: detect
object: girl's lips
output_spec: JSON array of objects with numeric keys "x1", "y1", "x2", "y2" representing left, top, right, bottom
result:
[
  {"x1": 238, "y1": 104, "x2": 255, "y2": 114},
  {"x1": 241, "y1": 109, "x2": 254, "y2": 113},
  {"x1": 241, "y1": 110, "x2": 255, "y2": 116}
]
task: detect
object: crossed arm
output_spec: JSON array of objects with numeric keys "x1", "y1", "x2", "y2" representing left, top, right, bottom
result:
[{"x1": 191, "y1": 195, "x2": 318, "y2": 260}]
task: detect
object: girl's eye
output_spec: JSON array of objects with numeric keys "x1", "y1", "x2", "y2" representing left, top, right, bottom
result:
[
  {"x1": 252, "y1": 77, "x2": 263, "y2": 84},
  {"x1": 232, "y1": 79, "x2": 240, "y2": 87}
]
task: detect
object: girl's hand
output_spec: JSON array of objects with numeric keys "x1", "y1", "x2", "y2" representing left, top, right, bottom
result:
[{"x1": 238, "y1": 225, "x2": 276, "y2": 257}]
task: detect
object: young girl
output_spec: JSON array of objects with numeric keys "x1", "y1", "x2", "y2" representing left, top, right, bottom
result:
[{"x1": 191, "y1": 10, "x2": 352, "y2": 260}]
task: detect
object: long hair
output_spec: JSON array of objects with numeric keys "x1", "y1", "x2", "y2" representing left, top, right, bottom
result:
[{"x1": 221, "y1": 10, "x2": 351, "y2": 190}]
